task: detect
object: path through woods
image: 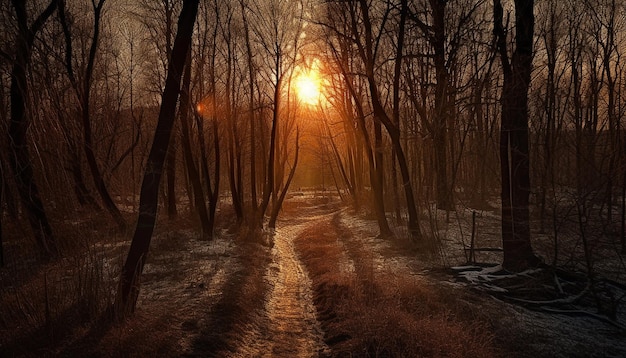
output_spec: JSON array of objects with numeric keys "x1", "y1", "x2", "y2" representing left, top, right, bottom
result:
[
  {"x1": 6, "y1": 196, "x2": 624, "y2": 357},
  {"x1": 230, "y1": 206, "x2": 333, "y2": 357}
]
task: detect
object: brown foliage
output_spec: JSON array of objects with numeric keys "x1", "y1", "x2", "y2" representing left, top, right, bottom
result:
[{"x1": 296, "y1": 217, "x2": 499, "y2": 357}]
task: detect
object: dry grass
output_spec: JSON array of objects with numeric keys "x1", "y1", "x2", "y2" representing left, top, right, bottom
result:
[
  {"x1": 2, "y1": 198, "x2": 499, "y2": 357},
  {"x1": 0, "y1": 212, "x2": 125, "y2": 357},
  {"x1": 0, "y1": 207, "x2": 268, "y2": 357},
  {"x1": 295, "y1": 217, "x2": 500, "y2": 357}
]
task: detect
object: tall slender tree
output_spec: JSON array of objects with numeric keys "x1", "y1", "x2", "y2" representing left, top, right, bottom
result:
[
  {"x1": 324, "y1": 0, "x2": 392, "y2": 238},
  {"x1": 493, "y1": 0, "x2": 540, "y2": 271},
  {"x1": 179, "y1": 49, "x2": 211, "y2": 238},
  {"x1": 240, "y1": 0, "x2": 258, "y2": 213},
  {"x1": 8, "y1": 0, "x2": 59, "y2": 258},
  {"x1": 58, "y1": 0, "x2": 127, "y2": 229},
  {"x1": 252, "y1": 0, "x2": 304, "y2": 228},
  {"x1": 115, "y1": 0, "x2": 200, "y2": 318},
  {"x1": 356, "y1": 0, "x2": 422, "y2": 240}
]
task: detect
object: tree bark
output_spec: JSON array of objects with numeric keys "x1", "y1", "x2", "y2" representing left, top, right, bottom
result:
[
  {"x1": 59, "y1": 0, "x2": 126, "y2": 229},
  {"x1": 494, "y1": 0, "x2": 539, "y2": 271},
  {"x1": 8, "y1": 0, "x2": 59, "y2": 258},
  {"x1": 115, "y1": 0, "x2": 200, "y2": 318},
  {"x1": 258, "y1": 66, "x2": 282, "y2": 227},
  {"x1": 240, "y1": 0, "x2": 258, "y2": 213},
  {"x1": 357, "y1": 0, "x2": 421, "y2": 240},
  {"x1": 269, "y1": 129, "x2": 300, "y2": 228},
  {"x1": 0, "y1": 160, "x2": 4, "y2": 267},
  {"x1": 179, "y1": 50, "x2": 210, "y2": 238},
  {"x1": 165, "y1": 135, "x2": 178, "y2": 219}
]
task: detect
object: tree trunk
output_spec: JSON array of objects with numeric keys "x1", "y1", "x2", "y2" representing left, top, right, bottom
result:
[
  {"x1": 269, "y1": 129, "x2": 300, "y2": 228},
  {"x1": 179, "y1": 50, "x2": 210, "y2": 238},
  {"x1": 59, "y1": 0, "x2": 127, "y2": 229},
  {"x1": 224, "y1": 31, "x2": 244, "y2": 223},
  {"x1": 539, "y1": 11, "x2": 558, "y2": 233},
  {"x1": 390, "y1": 0, "x2": 408, "y2": 224},
  {"x1": 240, "y1": 0, "x2": 258, "y2": 213},
  {"x1": 8, "y1": 0, "x2": 59, "y2": 259},
  {"x1": 228, "y1": 126, "x2": 244, "y2": 221},
  {"x1": 166, "y1": 135, "x2": 178, "y2": 219},
  {"x1": 198, "y1": 20, "x2": 220, "y2": 239},
  {"x1": 358, "y1": 0, "x2": 421, "y2": 240},
  {"x1": 0, "y1": 160, "x2": 4, "y2": 267},
  {"x1": 340, "y1": 55, "x2": 392, "y2": 236},
  {"x1": 207, "y1": 120, "x2": 220, "y2": 236},
  {"x1": 115, "y1": 0, "x2": 200, "y2": 318},
  {"x1": 348, "y1": 84, "x2": 392, "y2": 238},
  {"x1": 259, "y1": 67, "x2": 282, "y2": 227},
  {"x1": 324, "y1": 117, "x2": 355, "y2": 202},
  {"x1": 430, "y1": 0, "x2": 452, "y2": 211},
  {"x1": 373, "y1": 119, "x2": 388, "y2": 229},
  {"x1": 494, "y1": 0, "x2": 539, "y2": 271}
]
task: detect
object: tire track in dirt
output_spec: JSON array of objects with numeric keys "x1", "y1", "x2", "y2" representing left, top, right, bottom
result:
[{"x1": 230, "y1": 208, "x2": 334, "y2": 357}]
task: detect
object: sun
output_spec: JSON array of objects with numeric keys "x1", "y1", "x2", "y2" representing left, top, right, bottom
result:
[
  {"x1": 296, "y1": 76, "x2": 320, "y2": 104},
  {"x1": 294, "y1": 66, "x2": 322, "y2": 105}
]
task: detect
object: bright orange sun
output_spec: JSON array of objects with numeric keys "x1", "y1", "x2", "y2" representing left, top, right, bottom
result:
[{"x1": 294, "y1": 66, "x2": 322, "y2": 105}]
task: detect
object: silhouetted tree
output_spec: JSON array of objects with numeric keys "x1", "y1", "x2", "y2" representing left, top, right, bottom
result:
[
  {"x1": 7, "y1": 0, "x2": 59, "y2": 258},
  {"x1": 355, "y1": 0, "x2": 423, "y2": 240},
  {"x1": 493, "y1": 0, "x2": 539, "y2": 271},
  {"x1": 58, "y1": 0, "x2": 127, "y2": 229},
  {"x1": 115, "y1": 0, "x2": 200, "y2": 318},
  {"x1": 240, "y1": 0, "x2": 259, "y2": 213},
  {"x1": 323, "y1": 0, "x2": 392, "y2": 238},
  {"x1": 251, "y1": 0, "x2": 305, "y2": 228},
  {"x1": 269, "y1": 128, "x2": 300, "y2": 228},
  {"x1": 179, "y1": 49, "x2": 211, "y2": 238}
]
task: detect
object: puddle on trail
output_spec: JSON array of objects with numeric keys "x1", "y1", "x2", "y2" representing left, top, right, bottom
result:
[{"x1": 231, "y1": 215, "x2": 331, "y2": 357}]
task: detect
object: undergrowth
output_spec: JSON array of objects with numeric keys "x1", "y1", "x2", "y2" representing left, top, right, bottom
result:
[
  {"x1": 0, "y1": 212, "x2": 125, "y2": 357},
  {"x1": 295, "y1": 214, "x2": 500, "y2": 357},
  {"x1": 0, "y1": 207, "x2": 266, "y2": 357}
]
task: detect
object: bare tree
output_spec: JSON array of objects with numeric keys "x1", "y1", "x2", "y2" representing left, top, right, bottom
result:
[
  {"x1": 269, "y1": 128, "x2": 300, "y2": 228},
  {"x1": 179, "y1": 48, "x2": 211, "y2": 238},
  {"x1": 240, "y1": 0, "x2": 259, "y2": 213},
  {"x1": 181, "y1": 0, "x2": 223, "y2": 239},
  {"x1": 534, "y1": 0, "x2": 564, "y2": 233},
  {"x1": 58, "y1": 0, "x2": 127, "y2": 229},
  {"x1": 338, "y1": 0, "x2": 423, "y2": 240},
  {"x1": 493, "y1": 0, "x2": 540, "y2": 271},
  {"x1": 115, "y1": 0, "x2": 199, "y2": 318},
  {"x1": 220, "y1": 1, "x2": 245, "y2": 223},
  {"x1": 322, "y1": 0, "x2": 392, "y2": 238},
  {"x1": 250, "y1": 0, "x2": 305, "y2": 228},
  {"x1": 7, "y1": 0, "x2": 60, "y2": 258}
]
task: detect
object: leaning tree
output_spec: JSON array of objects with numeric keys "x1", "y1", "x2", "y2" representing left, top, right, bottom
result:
[{"x1": 115, "y1": 0, "x2": 200, "y2": 318}]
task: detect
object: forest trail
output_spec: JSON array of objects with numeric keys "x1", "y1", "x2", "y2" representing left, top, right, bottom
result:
[{"x1": 230, "y1": 204, "x2": 334, "y2": 357}]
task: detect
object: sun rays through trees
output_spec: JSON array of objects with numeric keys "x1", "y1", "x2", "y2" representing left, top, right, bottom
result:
[{"x1": 2, "y1": 0, "x2": 626, "y2": 355}]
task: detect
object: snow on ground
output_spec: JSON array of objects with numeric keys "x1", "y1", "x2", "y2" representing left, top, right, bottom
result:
[
  {"x1": 332, "y1": 201, "x2": 626, "y2": 357},
  {"x1": 136, "y1": 230, "x2": 243, "y2": 354},
  {"x1": 338, "y1": 210, "x2": 424, "y2": 276},
  {"x1": 228, "y1": 205, "x2": 335, "y2": 357},
  {"x1": 105, "y1": 195, "x2": 626, "y2": 357}
]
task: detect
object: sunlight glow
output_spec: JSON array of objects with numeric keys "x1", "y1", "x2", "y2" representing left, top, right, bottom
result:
[{"x1": 294, "y1": 64, "x2": 322, "y2": 105}]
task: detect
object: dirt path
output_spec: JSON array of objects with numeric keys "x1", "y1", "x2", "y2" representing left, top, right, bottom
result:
[{"x1": 230, "y1": 207, "x2": 333, "y2": 357}]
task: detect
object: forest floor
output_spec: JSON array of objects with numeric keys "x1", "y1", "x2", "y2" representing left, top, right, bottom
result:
[{"x1": 2, "y1": 194, "x2": 626, "y2": 357}]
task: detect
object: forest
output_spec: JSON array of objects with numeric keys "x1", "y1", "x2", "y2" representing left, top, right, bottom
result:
[{"x1": 1, "y1": 0, "x2": 626, "y2": 356}]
